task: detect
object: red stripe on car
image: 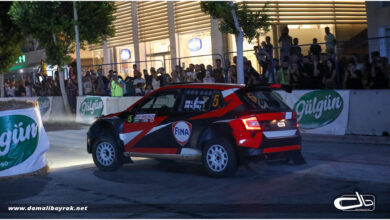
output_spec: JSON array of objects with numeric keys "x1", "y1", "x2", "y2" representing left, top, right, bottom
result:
[{"x1": 262, "y1": 145, "x2": 301, "y2": 154}]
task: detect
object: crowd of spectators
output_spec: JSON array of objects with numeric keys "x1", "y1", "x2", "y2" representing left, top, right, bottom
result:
[{"x1": 3, "y1": 27, "x2": 390, "y2": 107}]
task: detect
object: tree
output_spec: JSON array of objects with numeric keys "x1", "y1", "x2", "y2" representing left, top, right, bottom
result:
[
  {"x1": 9, "y1": 2, "x2": 116, "y2": 113},
  {"x1": 0, "y1": 2, "x2": 24, "y2": 97},
  {"x1": 201, "y1": 2, "x2": 271, "y2": 84}
]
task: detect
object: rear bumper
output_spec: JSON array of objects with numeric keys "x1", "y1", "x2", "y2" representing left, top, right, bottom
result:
[{"x1": 237, "y1": 133, "x2": 301, "y2": 160}]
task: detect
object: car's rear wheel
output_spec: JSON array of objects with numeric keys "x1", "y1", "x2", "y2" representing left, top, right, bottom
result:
[
  {"x1": 202, "y1": 138, "x2": 237, "y2": 177},
  {"x1": 92, "y1": 136, "x2": 122, "y2": 171}
]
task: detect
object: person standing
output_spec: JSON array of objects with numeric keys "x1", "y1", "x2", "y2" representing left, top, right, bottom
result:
[
  {"x1": 290, "y1": 38, "x2": 302, "y2": 56},
  {"x1": 278, "y1": 26, "x2": 293, "y2": 59},
  {"x1": 309, "y1": 38, "x2": 322, "y2": 59},
  {"x1": 324, "y1": 27, "x2": 336, "y2": 55},
  {"x1": 38, "y1": 59, "x2": 47, "y2": 81},
  {"x1": 212, "y1": 59, "x2": 225, "y2": 83},
  {"x1": 110, "y1": 71, "x2": 124, "y2": 97},
  {"x1": 133, "y1": 71, "x2": 145, "y2": 96}
]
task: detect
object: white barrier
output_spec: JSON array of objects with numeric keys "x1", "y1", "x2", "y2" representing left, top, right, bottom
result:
[
  {"x1": 75, "y1": 96, "x2": 142, "y2": 124},
  {"x1": 275, "y1": 90, "x2": 350, "y2": 135},
  {"x1": 0, "y1": 97, "x2": 53, "y2": 121},
  {"x1": 347, "y1": 90, "x2": 390, "y2": 136},
  {"x1": 0, "y1": 107, "x2": 50, "y2": 177}
]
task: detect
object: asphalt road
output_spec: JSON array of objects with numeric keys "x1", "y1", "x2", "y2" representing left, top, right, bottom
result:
[{"x1": 1, "y1": 127, "x2": 390, "y2": 218}]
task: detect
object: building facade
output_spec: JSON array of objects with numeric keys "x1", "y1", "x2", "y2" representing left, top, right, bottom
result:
[{"x1": 10, "y1": 1, "x2": 369, "y2": 78}]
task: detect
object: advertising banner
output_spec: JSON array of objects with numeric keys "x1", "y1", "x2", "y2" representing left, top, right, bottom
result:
[
  {"x1": 275, "y1": 90, "x2": 350, "y2": 135},
  {"x1": 0, "y1": 107, "x2": 50, "y2": 177},
  {"x1": 76, "y1": 96, "x2": 142, "y2": 124},
  {"x1": 0, "y1": 97, "x2": 53, "y2": 121},
  {"x1": 76, "y1": 96, "x2": 106, "y2": 124}
]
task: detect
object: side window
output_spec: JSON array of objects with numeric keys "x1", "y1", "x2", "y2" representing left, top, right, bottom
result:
[
  {"x1": 138, "y1": 91, "x2": 178, "y2": 113},
  {"x1": 182, "y1": 89, "x2": 222, "y2": 113}
]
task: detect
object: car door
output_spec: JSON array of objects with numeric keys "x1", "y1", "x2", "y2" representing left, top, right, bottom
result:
[
  {"x1": 175, "y1": 89, "x2": 225, "y2": 151},
  {"x1": 122, "y1": 89, "x2": 182, "y2": 154}
]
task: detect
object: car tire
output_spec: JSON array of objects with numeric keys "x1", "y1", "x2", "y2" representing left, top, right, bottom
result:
[
  {"x1": 92, "y1": 136, "x2": 122, "y2": 171},
  {"x1": 290, "y1": 151, "x2": 306, "y2": 165},
  {"x1": 202, "y1": 138, "x2": 237, "y2": 178}
]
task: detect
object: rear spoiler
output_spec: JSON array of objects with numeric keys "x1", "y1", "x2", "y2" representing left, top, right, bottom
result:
[{"x1": 245, "y1": 83, "x2": 292, "y2": 93}]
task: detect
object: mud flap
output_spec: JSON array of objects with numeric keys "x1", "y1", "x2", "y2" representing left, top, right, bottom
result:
[{"x1": 290, "y1": 151, "x2": 306, "y2": 165}]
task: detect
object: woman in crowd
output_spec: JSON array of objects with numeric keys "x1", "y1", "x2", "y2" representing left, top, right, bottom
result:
[{"x1": 322, "y1": 59, "x2": 336, "y2": 89}]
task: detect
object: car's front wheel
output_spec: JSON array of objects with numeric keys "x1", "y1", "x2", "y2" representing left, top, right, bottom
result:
[
  {"x1": 202, "y1": 138, "x2": 237, "y2": 177},
  {"x1": 92, "y1": 136, "x2": 122, "y2": 171}
]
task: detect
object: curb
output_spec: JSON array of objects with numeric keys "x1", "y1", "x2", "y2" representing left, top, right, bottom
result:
[
  {"x1": 301, "y1": 133, "x2": 390, "y2": 145},
  {"x1": 0, "y1": 165, "x2": 49, "y2": 181}
]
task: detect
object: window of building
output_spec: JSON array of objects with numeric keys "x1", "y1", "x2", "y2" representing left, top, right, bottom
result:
[{"x1": 177, "y1": 30, "x2": 212, "y2": 69}]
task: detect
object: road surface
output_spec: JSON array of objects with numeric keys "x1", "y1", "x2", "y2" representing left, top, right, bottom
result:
[{"x1": 1, "y1": 127, "x2": 389, "y2": 218}]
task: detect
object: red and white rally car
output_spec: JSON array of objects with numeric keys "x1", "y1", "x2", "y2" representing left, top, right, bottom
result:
[{"x1": 87, "y1": 83, "x2": 305, "y2": 177}]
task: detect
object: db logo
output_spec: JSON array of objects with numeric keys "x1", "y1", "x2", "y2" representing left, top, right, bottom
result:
[{"x1": 172, "y1": 121, "x2": 192, "y2": 146}]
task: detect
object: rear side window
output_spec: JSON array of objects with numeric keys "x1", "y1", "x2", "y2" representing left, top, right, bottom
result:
[
  {"x1": 181, "y1": 89, "x2": 223, "y2": 113},
  {"x1": 238, "y1": 90, "x2": 290, "y2": 112}
]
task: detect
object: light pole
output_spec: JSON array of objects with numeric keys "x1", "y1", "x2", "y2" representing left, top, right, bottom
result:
[{"x1": 73, "y1": 1, "x2": 83, "y2": 96}]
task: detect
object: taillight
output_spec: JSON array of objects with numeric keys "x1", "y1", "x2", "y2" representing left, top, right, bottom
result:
[
  {"x1": 241, "y1": 117, "x2": 261, "y2": 131},
  {"x1": 296, "y1": 122, "x2": 299, "y2": 128}
]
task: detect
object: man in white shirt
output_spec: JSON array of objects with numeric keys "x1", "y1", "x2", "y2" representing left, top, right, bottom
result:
[
  {"x1": 133, "y1": 71, "x2": 145, "y2": 96},
  {"x1": 324, "y1": 27, "x2": 336, "y2": 54}
]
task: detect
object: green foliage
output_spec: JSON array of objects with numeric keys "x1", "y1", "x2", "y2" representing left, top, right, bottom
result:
[
  {"x1": 9, "y1": 2, "x2": 116, "y2": 67},
  {"x1": 0, "y1": 2, "x2": 24, "y2": 73},
  {"x1": 200, "y1": 1, "x2": 272, "y2": 43}
]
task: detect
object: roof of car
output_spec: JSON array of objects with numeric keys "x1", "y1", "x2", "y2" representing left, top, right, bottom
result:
[{"x1": 161, "y1": 83, "x2": 245, "y2": 91}]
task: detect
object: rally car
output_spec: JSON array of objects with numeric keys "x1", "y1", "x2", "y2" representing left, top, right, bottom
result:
[{"x1": 87, "y1": 83, "x2": 305, "y2": 177}]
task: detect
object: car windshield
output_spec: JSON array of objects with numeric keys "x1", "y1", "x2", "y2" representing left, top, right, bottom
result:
[{"x1": 238, "y1": 90, "x2": 290, "y2": 112}]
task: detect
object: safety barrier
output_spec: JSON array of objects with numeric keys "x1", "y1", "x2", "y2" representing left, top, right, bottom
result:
[{"x1": 3, "y1": 89, "x2": 390, "y2": 136}]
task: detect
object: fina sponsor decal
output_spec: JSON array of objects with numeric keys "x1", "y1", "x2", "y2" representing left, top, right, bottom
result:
[
  {"x1": 172, "y1": 121, "x2": 192, "y2": 146},
  {"x1": 0, "y1": 115, "x2": 39, "y2": 171},
  {"x1": 334, "y1": 191, "x2": 375, "y2": 211},
  {"x1": 80, "y1": 97, "x2": 104, "y2": 118},
  {"x1": 293, "y1": 90, "x2": 343, "y2": 129}
]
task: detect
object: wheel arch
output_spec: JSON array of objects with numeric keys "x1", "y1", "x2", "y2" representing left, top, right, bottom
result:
[{"x1": 87, "y1": 119, "x2": 122, "y2": 153}]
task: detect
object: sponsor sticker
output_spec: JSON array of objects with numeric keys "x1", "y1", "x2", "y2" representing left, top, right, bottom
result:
[
  {"x1": 134, "y1": 114, "x2": 155, "y2": 123},
  {"x1": 172, "y1": 121, "x2": 192, "y2": 146},
  {"x1": 0, "y1": 115, "x2": 39, "y2": 171}
]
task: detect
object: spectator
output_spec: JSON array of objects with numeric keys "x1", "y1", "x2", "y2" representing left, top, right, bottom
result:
[
  {"x1": 369, "y1": 55, "x2": 388, "y2": 89},
  {"x1": 278, "y1": 26, "x2": 293, "y2": 59},
  {"x1": 83, "y1": 73, "x2": 93, "y2": 95},
  {"x1": 324, "y1": 27, "x2": 336, "y2": 55},
  {"x1": 276, "y1": 58, "x2": 289, "y2": 84},
  {"x1": 322, "y1": 59, "x2": 336, "y2": 89},
  {"x1": 227, "y1": 65, "x2": 237, "y2": 83},
  {"x1": 159, "y1": 68, "x2": 172, "y2": 86},
  {"x1": 111, "y1": 71, "x2": 124, "y2": 97},
  {"x1": 344, "y1": 61, "x2": 363, "y2": 89},
  {"x1": 172, "y1": 70, "x2": 181, "y2": 83},
  {"x1": 151, "y1": 67, "x2": 161, "y2": 90},
  {"x1": 143, "y1": 69, "x2": 152, "y2": 88},
  {"x1": 290, "y1": 38, "x2": 302, "y2": 56},
  {"x1": 309, "y1": 38, "x2": 322, "y2": 59},
  {"x1": 67, "y1": 74, "x2": 78, "y2": 113},
  {"x1": 203, "y1": 70, "x2": 215, "y2": 83},
  {"x1": 25, "y1": 76, "x2": 32, "y2": 97},
  {"x1": 213, "y1": 59, "x2": 225, "y2": 83},
  {"x1": 288, "y1": 62, "x2": 301, "y2": 89},
  {"x1": 124, "y1": 74, "x2": 135, "y2": 96},
  {"x1": 145, "y1": 84, "x2": 153, "y2": 95},
  {"x1": 96, "y1": 69, "x2": 106, "y2": 96},
  {"x1": 38, "y1": 59, "x2": 47, "y2": 81},
  {"x1": 133, "y1": 71, "x2": 145, "y2": 96},
  {"x1": 265, "y1": 36, "x2": 274, "y2": 59}
]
